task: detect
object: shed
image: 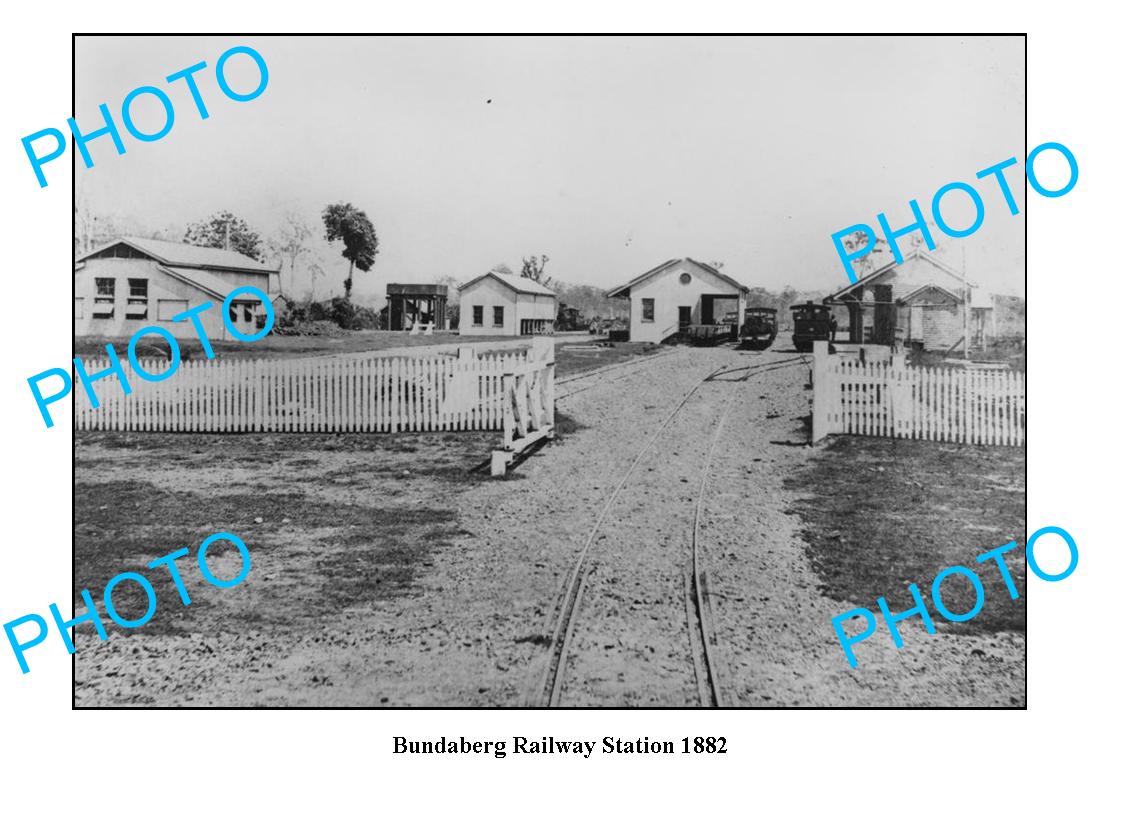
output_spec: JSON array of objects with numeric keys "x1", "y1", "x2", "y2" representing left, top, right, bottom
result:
[
  {"x1": 385, "y1": 283, "x2": 449, "y2": 331},
  {"x1": 74, "y1": 237, "x2": 280, "y2": 340},
  {"x1": 606, "y1": 258, "x2": 748, "y2": 343},
  {"x1": 457, "y1": 272, "x2": 557, "y2": 336}
]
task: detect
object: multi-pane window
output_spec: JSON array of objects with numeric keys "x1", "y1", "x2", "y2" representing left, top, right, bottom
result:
[
  {"x1": 493, "y1": 306, "x2": 504, "y2": 327},
  {"x1": 126, "y1": 278, "x2": 148, "y2": 319},
  {"x1": 472, "y1": 305, "x2": 484, "y2": 326},
  {"x1": 93, "y1": 278, "x2": 115, "y2": 319},
  {"x1": 641, "y1": 298, "x2": 655, "y2": 322}
]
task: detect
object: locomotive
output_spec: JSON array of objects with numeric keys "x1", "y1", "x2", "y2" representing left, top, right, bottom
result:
[{"x1": 790, "y1": 302, "x2": 836, "y2": 352}]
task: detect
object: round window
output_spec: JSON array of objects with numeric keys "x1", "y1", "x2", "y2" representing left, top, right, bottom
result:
[{"x1": 679, "y1": 272, "x2": 692, "y2": 285}]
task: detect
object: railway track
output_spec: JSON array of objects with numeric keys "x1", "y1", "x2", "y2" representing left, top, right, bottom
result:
[
  {"x1": 528, "y1": 353, "x2": 810, "y2": 707},
  {"x1": 554, "y1": 347, "x2": 685, "y2": 401}
]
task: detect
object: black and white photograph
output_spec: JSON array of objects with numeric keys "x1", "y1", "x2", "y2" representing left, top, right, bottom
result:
[{"x1": 67, "y1": 34, "x2": 1030, "y2": 708}]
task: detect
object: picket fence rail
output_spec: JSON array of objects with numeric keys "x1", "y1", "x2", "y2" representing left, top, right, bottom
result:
[
  {"x1": 811, "y1": 342, "x2": 1025, "y2": 446},
  {"x1": 73, "y1": 347, "x2": 532, "y2": 433}
]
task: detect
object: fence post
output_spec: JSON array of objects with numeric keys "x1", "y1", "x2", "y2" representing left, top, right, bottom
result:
[
  {"x1": 890, "y1": 352, "x2": 909, "y2": 438},
  {"x1": 811, "y1": 340, "x2": 830, "y2": 444}
]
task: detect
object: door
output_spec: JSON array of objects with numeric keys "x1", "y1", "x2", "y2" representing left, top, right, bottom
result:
[
  {"x1": 678, "y1": 306, "x2": 692, "y2": 328},
  {"x1": 910, "y1": 306, "x2": 924, "y2": 343}
]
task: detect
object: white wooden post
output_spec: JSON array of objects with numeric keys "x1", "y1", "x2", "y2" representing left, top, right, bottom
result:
[{"x1": 890, "y1": 352, "x2": 909, "y2": 438}]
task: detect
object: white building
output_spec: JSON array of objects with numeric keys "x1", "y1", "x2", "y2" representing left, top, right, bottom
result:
[
  {"x1": 607, "y1": 258, "x2": 749, "y2": 343},
  {"x1": 75, "y1": 237, "x2": 280, "y2": 340},
  {"x1": 457, "y1": 272, "x2": 557, "y2": 336}
]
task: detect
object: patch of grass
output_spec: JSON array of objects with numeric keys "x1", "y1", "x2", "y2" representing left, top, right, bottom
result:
[
  {"x1": 75, "y1": 430, "x2": 498, "y2": 637},
  {"x1": 75, "y1": 480, "x2": 461, "y2": 634},
  {"x1": 785, "y1": 436, "x2": 1026, "y2": 635}
]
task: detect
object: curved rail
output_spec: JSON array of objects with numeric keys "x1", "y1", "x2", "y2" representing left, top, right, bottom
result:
[
  {"x1": 534, "y1": 353, "x2": 812, "y2": 707},
  {"x1": 555, "y1": 348, "x2": 683, "y2": 401},
  {"x1": 532, "y1": 363, "x2": 730, "y2": 706},
  {"x1": 689, "y1": 390, "x2": 737, "y2": 707}
]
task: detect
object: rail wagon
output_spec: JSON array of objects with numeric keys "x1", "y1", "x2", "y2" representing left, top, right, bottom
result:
[{"x1": 739, "y1": 307, "x2": 777, "y2": 349}]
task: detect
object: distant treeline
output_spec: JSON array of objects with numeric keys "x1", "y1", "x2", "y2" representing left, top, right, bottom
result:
[{"x1": 555, "y1": 283, "x2": 628, "y2": 322}]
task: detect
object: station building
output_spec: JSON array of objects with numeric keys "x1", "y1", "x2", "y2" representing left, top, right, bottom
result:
[{"x1": 607, "y1": 258, "x2": 749, "y2": 343}]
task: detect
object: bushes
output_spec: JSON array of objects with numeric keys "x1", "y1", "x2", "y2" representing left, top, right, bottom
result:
[{"x1": 274, "y1": 295, "x2": 381, "y2": 335}]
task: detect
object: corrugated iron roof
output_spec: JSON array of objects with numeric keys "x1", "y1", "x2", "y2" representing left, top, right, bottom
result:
[
  {"x1": 158, "y1": 265, "x2": 265, "y2": 301},
  {"x1": 825, "y1": 248, "x2": 968, "y2": 303},
  {"x1": 606, "y1": 257, "x2": 749, "y2": 298},
  {"x1": 78, "y1": 236, "x2": 277, "y2": 273},
  {"x1": 457, "y1": 271, "x2": 557, "y2": 297}
]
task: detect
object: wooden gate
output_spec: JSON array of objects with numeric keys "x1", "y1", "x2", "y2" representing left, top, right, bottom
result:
[{"x1": 491, "y1": 337, "x2": 556, "y2": 475}]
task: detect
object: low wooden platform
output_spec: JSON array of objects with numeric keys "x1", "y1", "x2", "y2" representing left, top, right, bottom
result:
[{"x1": 684, "y1": 324, "x2": 736, "y2": 345}]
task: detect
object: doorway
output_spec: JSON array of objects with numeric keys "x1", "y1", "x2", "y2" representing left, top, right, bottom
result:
[{"x1": 678, "y1": 306, "x2": 692, "y2": 329}]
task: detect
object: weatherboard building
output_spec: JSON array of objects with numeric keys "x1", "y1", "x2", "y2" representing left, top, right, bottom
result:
[{"x1": 74, "y1": 237, "x2": 281, "y2": 341}]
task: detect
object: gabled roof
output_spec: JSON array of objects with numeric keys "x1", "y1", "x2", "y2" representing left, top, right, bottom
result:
[
  {"x1": 898, "y1": 283, "x2": 963, "y2": 304},
  {"x1": 457, "y1": 271, "x2": 556, "y2": 297},
  {"x1": 825, "y1": 248, "x2": 969, "y2": 303},
  {"x1": 77, "y1": 236, "x2": 278, "y2": 274},
  {"x1": 157, "y1": 264, "x2": 262, "y2": 302},
  {"x1": 606, "y1": 257, "x2": 748, "y2": 298}
]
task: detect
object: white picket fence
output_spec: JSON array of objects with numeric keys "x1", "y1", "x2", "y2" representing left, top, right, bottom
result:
[
  {"x1": 73, "y1": 346, "x2": 533, "y2": 433},
  {"x1": 812, "y1": 342, "x2": 1025, "y2": 446}
]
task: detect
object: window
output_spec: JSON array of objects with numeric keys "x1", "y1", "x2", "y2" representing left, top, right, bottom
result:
[
  {"x1": 255, "y1": 312, "x2": 267, "y2": 330},
  {"x1": 158, "y1": 299, "x2": 189, "y2": 321},
  {"x1": 493, "y1": 306, "x2": 504, "y2": 327},
  {"x1": 243, "y1": 304, "x2": 254, "y2": 323},
  {"x1": 641, "y1": 298, "x2": 655, "y2": 322},
  {"x1": 75, "y1": 298, "x2": 84, "y2": 319},
  {"x1": 94, "y1": 277, "x2": 115, "y2": 319},
  {"x1": 229, "y1": 304, "x2": 239, "y2": 323},
  {"x1": 472, "y1": 305, "x2": 484, "y2": 326},
  {"x1": 126, "y1": 278, "x2": 148, "y2": 319}
]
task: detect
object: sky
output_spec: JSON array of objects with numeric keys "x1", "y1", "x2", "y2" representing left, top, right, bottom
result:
[{"x1": 74, "y1": 36, "x2": 1026, "y2": 304}]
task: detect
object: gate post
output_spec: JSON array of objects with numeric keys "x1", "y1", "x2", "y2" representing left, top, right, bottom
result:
[{"x1": 530, "y1": 337, "x2": 555, "y2": 432}]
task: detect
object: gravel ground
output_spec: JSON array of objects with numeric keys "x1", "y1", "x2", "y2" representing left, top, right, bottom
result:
[{"x1": 75, "y1": 341, "x2": 1024, "y2": 707}]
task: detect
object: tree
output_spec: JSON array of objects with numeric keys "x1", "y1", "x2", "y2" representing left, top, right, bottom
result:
[
  {"x1": 840, "y1": 230, "x2": 888, "y2": 281},
  {"x1": 322, "y1": 202, "x2": 379, "y2": 300},
  {"x1": 268, "y1": 212, "x2": 316, "y2": 298},
  {"x1": 520, "y1": 254, "x2": 553, "y2": 288},
  {"x1": 184, "y1": 210, "x2": 263, "y2": 260},
  {"x1": 307, "y1": 262, "x2": 326, "y2": 302}
]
